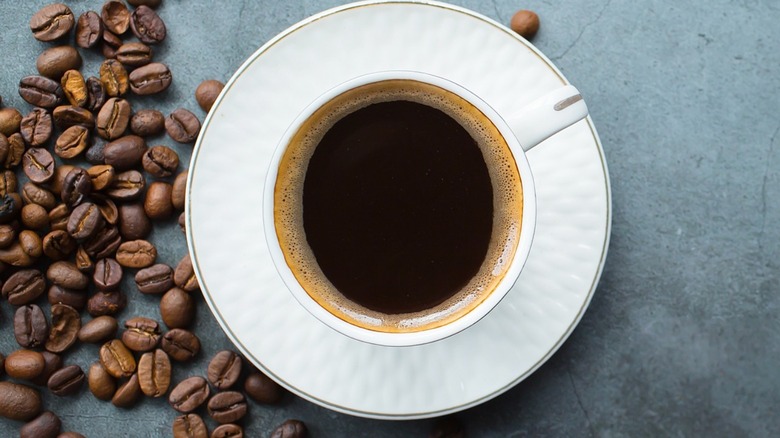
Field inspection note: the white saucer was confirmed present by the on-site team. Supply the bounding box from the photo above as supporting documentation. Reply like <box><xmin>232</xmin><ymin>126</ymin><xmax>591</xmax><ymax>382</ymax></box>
<box><xmin>187</xmin><ymin>0</ymin><xmax>611</xmax><ymax>420</ymax></box>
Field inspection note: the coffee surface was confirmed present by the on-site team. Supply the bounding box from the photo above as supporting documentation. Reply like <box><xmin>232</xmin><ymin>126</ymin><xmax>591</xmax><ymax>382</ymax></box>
<box><xmin>303</xmin><ymin>100</ymin><xmax>493</xmax><ymax>314</ymax></box>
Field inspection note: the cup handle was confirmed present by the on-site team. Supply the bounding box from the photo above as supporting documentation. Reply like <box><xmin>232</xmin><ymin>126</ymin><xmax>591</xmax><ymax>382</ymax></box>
<box><xmin>508</xmin><ymin>85</ymin><xmax>588</xmax><ymax>152</ymax></box>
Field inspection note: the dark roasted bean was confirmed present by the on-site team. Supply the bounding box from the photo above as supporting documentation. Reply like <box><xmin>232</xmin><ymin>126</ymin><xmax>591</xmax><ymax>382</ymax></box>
<box><xmin>161</xmin><ymin>329</ymin><xmax>201</xmax><ymax>362</ymax></box>
<box><xmin>6</xmin><ymin>132</ymin><xmax>25</xmax><ymax>168</ymax></box>
<box><xmin>195</xmin><ymin>80</ymin><xmax>224</xmax><ymax>113</ymax></box>
<box><xmin>43</xmin><ymin>230</ymin><xmax>76</xmax><ymax>260</ymax></box>
<box><xmin>166</xmin><ymin>108</ymin><xmax>200</xmax><ymax>143</ymax></box>
<box><xmin>23</xmin><ymin>147</ymin><xmax>56</xmax><ymax>184</ymax></box>
<box><xmin>47</xmin><ymin>364</ymin><xmax>84</xmax><ymax>396</ymax></box>
<box><xmin>269</xmin><ymin>420</ymin><xmax>308</xmax><ymax>438</ymax></box>
<box><xmin>20</xmin><ymin>411</ymin><xmax>62</xmax><ymax>438</ymax></box>
<box><xmin>48</xmin><ymin>204</ymin><xmax>71</xmax><ymax>231</ymax></box>
<box><xmin>207</xmin><ymin>391</ymin><xmax>247</xmax><ymax>424</ymax></box>
<box><xmin>135</xmin><ymin>263</ymin><xmax>174</xmax><ymax>294</ymax></box>
<box><xmin>85</xmin><ymin>140</ymin><xmax>106</xmax><ymax>164</ymax></box>
<box><xmin>20</xmin><ymin>108</ymin><xmax>53</xmax><ymax>147</ymax></box>
<box><xmin>244</xmin><ymin>371</ymin><xmax>284</xmax><ymax>404</ymax></box>
<box><xmin>94</xmin><ymin>258</ymin><xmax>122</xmax><ymax>292</ymax></box>
<box><xmin>85</xmin><ymin>76</ymin><xmax>106</xmax><ymax>113</ymax></box>
<box><xmin>116</xmin><ymin>239</ymin><xmax>156</xmax><ymax>268</ymax></box>
<box><xmin>122</xmin><ymin>316</ymin><xmax>161</xmax><ymax>352</ymax></box>
<box><xmin>19</xmin><ymin>76</ymin><xmax>63</xmax><ymax>109</ymax></box>
<box><xmin>67</xmin><ymin>202</ymin><xmax>104</xmax><ymax>240</ymax></box>
<box><xmin>87</xmin><ymin>164</ymin><xmax>115</xmax><ymax>191</ymax></box>
<box><xmin>87</xmin><ymin>291</ymin><xmax>127</xmax><ymax>316</ymax></box>
<box><xmin>0</xmin><ymin>224</ymin><xmax>14</xmax><ymax>248</ymax></box>
<box><xmin>116</xmin><ymin>42</ymin><xmax>153</xmax><ymax>67</ymax></box>
<box><xmin>101</xmin><ymin>29</ymin><xmax>122</xmax><ymax>59</ymax></box>
<box><xmin>75</xmin><ymin>11</ymin><xmax>103</xmax><ymax>49</ymax></box>
<box><xmin>78</xmin><ymin>316</ymin><xmax>118</xmax><ymax>343</ymax></box>
<box><xmin>48</xmin><ymin>285</ymin><xmax>87</xmax><ymax>311</ymax></box>
<box><xmin>53</xmin><ymin>105</ymin><xmax>93</xmax><ymax>130</ymax></box>
<box><xmin>145</xmin><ymin>181</ymin><xmax>173</xmax><ymax>220</ymax></box>
<box><xmin>106</xmin><ymin>169</ymin><xmax>145</xmax><ymax>201</ymax></box>
<box><xmin>61</xmin><ymin>167</ymin><xmax>92</xmax><ymax>207</ymax></box>
<box><xmin>129</xmin><ymin>62</ymin><xmax>172</xmax><ymax>95</ymax></box>
<box><xmin>130</xmin><ymin>109</ymin><xmax>165</xmax><ymax>137</ymax></box>
<box><xmin>83</xmin><ymin>225</ymin><xmax>121</xmax><ymax>259</ymax></box>
<box><xmin>19</xmin><ymin>230</ymin><xmax>43</xmax><ymax>259</ymax></box>
<box><xmin>5</xmin><ymin>349</ymin><xmax>45</xmax><ymax>381</ymax></box>
<box><xmin>174</xmin><ymin>254</ymin><xmax>199</xmax><ymax>292</ymax></box>
<box><xmin>142</xmin><ymin>145</ymin><xmax>179</xmax><ymax>178</ymax></box>
<box><xmin>14</xmin><ymin>304</ymin><xmax>49</xmax><ymax>349</ymax></box>
<box><xmin>104</xmin><ymin>135</ymin><xmax>146</xmax><ymax>170</ymax></box>
<box><xmin>93</xmin><ymin>194</ymin><xmax>119</xmax><ymax>224</ymax></box>
<box><xmin>118</xmin><ymin>202</ymin><xmax>151</xmax><ymax>239</ymax></box>
<box><xmin>31</xmin><ymin>351</ymin><xmax>63</xmax><ymax>387</ymax></box>
<box><xmin>22</xmin><ymin>183</ymin><xmax>56</xmax><ymax>210</ymax></box>
<box><xmin>3</xmin><ymin>269</ymin><xmax>46</xmax><ymax>305</ymax></box>
<box><xmin>211</xmin><ymin>424</ymin><xmax>243</xmax><ymax>438</ymax></box>
<box><xmin>0</xmin><ymin>241</ymin><xmax>35</xmax><ymax>267</ymax></box>
<box><xmin>30</xmin><ymin>4</ymin><xmax>74</xmax><ymax>42</ymax></box>
<box><xmin>130</xmin><ymin>6</ymin><xmax>166</xmax><ymax>44</ymax></box>
<box><xmin>75</xmin><ymin>245</ymin><xmax>94</xmax><ymax>273</ymax></box>
<box><xmin>161</xmin><ymin>287</ymin><xmax>195</xmax><ymax>329</ymax></box>
<box><xmin>21</xmin><ymin>203</ymin><xmax>49</xmax><ymax>230</ymax></box>
<box><xmin>47</xmin><ymin>261</ymin><xmax>88</xmax><ymax>290</ymax></box>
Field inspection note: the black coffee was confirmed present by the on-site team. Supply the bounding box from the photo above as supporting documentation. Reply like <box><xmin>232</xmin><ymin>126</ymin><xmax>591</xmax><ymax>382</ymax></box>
<box><xmin>303</xmin><ymin>100</ymin><xmax>492</xmax><ymax>314</ymax></box>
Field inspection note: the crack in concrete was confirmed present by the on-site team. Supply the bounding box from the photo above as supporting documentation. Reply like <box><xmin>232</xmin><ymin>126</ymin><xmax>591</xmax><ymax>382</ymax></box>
<box><xmin>551</xmin><ymin>0</ymin><xmax>613</xmax><ymax>61</ymax></box>
<box><xmin>759</xmin><ymin>122</ymin><xmax>779</xmax><ymax>254</ymax></box>
<box><xmin>568</xmin><ymin>369</ymin><xmax>596</xmax><ymax>437</ymax></box>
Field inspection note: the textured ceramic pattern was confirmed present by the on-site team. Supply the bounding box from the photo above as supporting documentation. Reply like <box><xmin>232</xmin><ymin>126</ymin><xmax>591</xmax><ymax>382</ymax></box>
<box><xmin>187</xmin><ymin>1</ymin><xmax>610</xmax><ymax>419</ymax></box>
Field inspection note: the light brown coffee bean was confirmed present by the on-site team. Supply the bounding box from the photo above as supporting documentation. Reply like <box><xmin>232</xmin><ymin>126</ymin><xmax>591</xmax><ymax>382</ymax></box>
<box><xmin>19</xmin><ymin>75</ymin><xmax>64</xmax><ymax>109</ymax></box>
<box><xmin>54</xmin><ymin>125</ymin><xmax>90</xmax><ymax>159</ymax></box>
<box><xmin>0</xmin><ymin>241</ymin><xmax>35</xmax><ymax>267</ymax></box>
<box><xmin>5</xmin><ymin>349</ymin><xmax>45</xmax><ymax>381</ymax></box>
<box><xmin>161</xmin><ymin>287</ymin><xmax>195</xmax><ymax>329</ymax></box>
<box><xmin>116</xmin><ymin>239</ymin><xmax>156</xmax><ymax>268</ymax></box>
<box><xmin>0</xmin><ymin>107</ymin><xmax>22</xmax><ymax>136</ymax></box>
<box><xmin>206</xmin><ymin>350</ymin><xmax>242</xmax><ymax>390</ymax></box>
<box><xmin>129</xmin><ymin>62</ymin><xmax>172</xmax><ymax>95</ymax></box>
<box><xmin>20</xmin><ymin>411</ymin><xmax>61</xmax><ymax>438</ymax></box>
<box><xmin>87</xmin><ymin>291</ymin><xmax>127</xmax><ymax>316</ymax></box>
<box><xmin>87</xmin><ymin>164</ymin><xmax>116</xmax><ymax>191</ymax></box>
<box><xmin>174</xmin><ymin>253</ymin><xmax>199</xmax><ymax>292</ymax></box>
<box><xmin>30</xmin><ymin>4</ymin><xmax>74</xmax><ymax>42</ymax></box>
<box><xmin>116</xmin><ymin>42</ymin><xmax>153</xmax><ymax>67</ymax></box>
<box><xmin>79</xmin><ymin>316</ymin><xmax>118</xmax><ymax>344</ymax></box>
<box><xmin>67</xmin><ymin>202</ymin><xmax>104</xmax><ymax>240</ymax></box>
<box><xmin>145</xmin><ymin>181</ymin><xmax>173</xmax><ymax>220</ymax></box>
<box><xmin>22</xmin><ymin>183</ymin><xmax>56</xmax><ymax>210</ymax></box>
<box><xmin>47</xmin><ymin>261</ymin><xmax>88</xmax><ymax>290</ymax></box>
<box><xmin>99</xmin><ymin>339</ymin><xmax>136</xmax><ymax>378</ymax></box>
<box><xmin>207</xmin><ymin>391</ymin><xmax>247</xmax><ymax>424</ymax></box>
<box><xmin>169</xmin><ymin>376</ymin><xmax>210</xmax><ymax>413</ymax></box>
<box><xmin>75</xmin><ymin>246</ymin><xmax>94</xmax><ymax>273</ymax></box>
<box><xmin>101</xmin><ymin>29</ymin><xmax>122</xmax><ymax>59</ymax></box>
<box><xmin>135</xmin><ymin>263</ymin><xmax>174</xmax><ymax>294</ymax></box>
<box><xmin>21</xmin><ymin>203</ymin><xmax>49</xmax><ymax>230</ymax></box>
<box><xmin>43</xmin><ymin>229</ymin><xmax>76</xmax><ymax>260</ymax></box>
<box><xmin>122</xmin><ymin>316</ymin><xmax>161</xmax><ymax>352</ymax></box>
<box><xmin>211</xmin><ymin>424</ymin><xmax>243</xmax><ymax>438</ymax></box>
<box><xmin>138</xmin><ymin>349</ymin><xmax>171</xmax><ymax>397</ymax></box>
<box><xmin>142</xmin><ymin>145</ymin><xmax>179</xmax><ymax>178</ymax></box>
<box><xmin>2</xmin><ymin>269</ymin><xmax>46</xmax><ymax>305</ymax></box>
<box><xmin>161</xmin><ymin>329</ymin><xmax>201</xmax><ymax>362</ymax></box>
<box><xmin>95</xmin><ymin>195</ymin><xmax>119</xmax><ymax>225</ymax></box>
<box><xmin>171</xmin><ymin>170</ymin><xmax>188</xmax><ymax>210</ymax></box>
<box><xmin>172</xmin><ymin>414</ymin><xmax>208</xmax><ymax>438</ymax></box>
<box><xmin>88</xmin><ymin>362</ymin><xmax>116</xmax><ymax>401</ymax></box>
<box><xmin>48</xmin><ymin>205</ymin><xmax>71</xmax><ymax>231</ymax></box>
<box><xmin>112</xmin><ymin>373</ymin><xmax>141</xmax><ymax>408</ymax></box>
<box><xmin>75</xmin><ymin>11</ymin><xmax>103</xmax><ymax>49</ymax></box>
<box><xmin>0</xmin><ymin>169</ymin><xmax>17</xmax><ymax>196</ymax></box>
<box><xmin>244</xmin><ymin>371</ymin><xmax>284</xmax><ymax>404</ymax></box>
<box><xmin>53</xmin><ymin>105</ymin><xmax>94</xmax><ymax>130</ymax></box>
<box><xmin>96</xmin><ymin>97</ymin><xmax>131</xmax><ymax>140</ymax></box>
<box><xmin>20</xmin><ymin>109</ymin><xmax>53</xmax><ymax>148</ymax></box>
<box><xmin>0</xmin><ymin>224</ymin><xmax>15</xmax><ymax>248</ymax></box>
<box><xmin>51</xmin><ymin>164</ymin><xmax>75</xmax><ymax>196</ymax></box>
<box><xmin>195</xmin><ymin>80</ymin><xmax>224</xmax><ymax>113</ymax></box>
<box><xmin>23</xmin><ymin>147</ymin><xmax>56</xmax><ymax>184</ymax></box>
<box><xmin>510</xmin><ymin>10</ymin><xmax>540</xmax><ymax>40</ymax></box>
<box><xmin>104</xmin><ymin>135</ymin><xmax>146</xmax><ymax>170</ymax></box>
<box><xmin>37</xmin><ymin>46</ymin><xmax>82</xmax><ymax>80</ymax></box>
<box><xmin>6</xmin><ymin>132</ymin><xmax>25</xmax><ymax>168</ymax></box>
<box><xmin>61</xmin><ymin>70</ymin><xmax>88</xmax><ymax>107</ymax></box>
<box><xmin>99</xmin><ymin>59</ymin><xmax>129</xmax><ymax>97</ymax></box>
<box><xmin>19</xmin><ymin>230</ymin><xmax>43</xmax><ymax>259</ymax></box>
<box><xmin>0</xmin><ymin>381</ymin><xmax>42</xmax><ymax>421</ymax></box>
<box><xmin>118</xmin><ymin>202</ymin><xmax>151</xmax><ymax>239</ymax></box>
<box><xmin>166</xmin><ymin>108</ymin><xmax>200</xmax><ymax>143</ymax></box>
<box><xmin>45</xmin><ymin>304</ymin><xmax>81</xmax><ymax>353</ymax></box>
<box><xmin>130</xmin><ymin>109</ymin><xmax>165</xmax><ymax>137</ymax></box>
<box><xmin>102</xmin><ymin>1</ymin><xmax>131</xmax><ymax>34</ymax></box>
<box><xmin>47</xmin><ymin>364</ymin><xmax>85</xmax><ymax>396</ymax></box>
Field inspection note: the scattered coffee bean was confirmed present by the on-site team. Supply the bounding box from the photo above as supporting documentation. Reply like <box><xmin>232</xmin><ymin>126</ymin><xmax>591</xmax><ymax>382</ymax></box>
<box><xmin>117</xmin><ymin>42</ymin><xmax>153</xmax><ymax>68</ymax></box>
<box><xmin>88</xmin><ymin>361</ymin><xmax>116</xmax><ymax>401</ymax></box>
<box><xmin>54</xmin><ymin>125</ymin><xmax>90</xmax><ymax>159</ymax></box>
<box><xmin>207</xmin><ymin>350</ymin><xmax>242</xmax><ymax>390</ymax></box>
<box><xmin>37</xmin><ymin>46</ymin><xmax>82</xmax><ymax>80</ymax></box>
<box><xmin>171</xmin><ymin>170</ymin><xmax>188</xmax><ymax>210</ymax></box>
<box><xmin>53</xmin><ymin>105</ymin><xmax>94</xmax><ymax>130</ymax></box>
<box><xmin>169</xmin><ymin>376</ymin><xmax>210</xmax><ymax>413</ymax></box>
<box><xmin>61</xmin><ymin>70</ymin><xmax>88</xmax><ymax>107</ymax></box>
<box><xmin>49</xmin><ymin>204</ymin><xmax>71</xmax><ymax>231</ymax></box>
<box><xmin>20</xmin><ymin>411</ymin><xmax>61</xmax><ymax>438</ymax></box>
<box><xmin>145</xmin><ymin>181</ymin><xmax>174</xmax><ymax>220</ymax></box>
<box><xmin>22</xmin><ymin>183</ymin><xmax>57</xmax><ymax>210</ymax></box>
<box><xmin>244</xmin><ymin>371</ymin><xmax>284</xmax><ymax>404</ymax></box>
<box><xmin>61</xmin><ymin>167</ymin><xmax>92</xmax><ymax>207</ymax></box>
<box><xmin>161</xmin><ymin>329</ymin><xmax>201</xmax><ymax>362</ymax></box>
<box><xmin>112</xmin><ymin>373</ymin><xmax>142</xmax><ymax>408</ymax></box>
<box><xmin>31</xmin><ymin>351</ymin><xmax>63</xmax><ymax>386</ymax></box>
<box><xmin>166</xmin><ymin>108</ymin><xmax>200</xmax><ymax>143</ymax></box>
<box><xmin>19</xmin><ymin>75</ymin><xmax>63</xmax><ymax>108</ymax></box>
<box><xmin>67</xmin><ymin>202</ymin><xmax>104</xmax><ymax>240</ymax></box>
<box><xmin>0</xmin><ymin>169</ymin><xmax>18</xmax><ymax>195</ymax></box>
<box><xmin>136</xmin><ymin>263</ymin><xmax>174</xmax><ymax>294</ymax></box>
<box><xmin>75</xmin><ymin>11</ymin><xmax>103</xmax><ymax>49</ymax></box>
<box><xmin>0</xmin><ymin>223</ymin><xmax>15</xmax><ymax>247</ymax></box>
<box><xmin>174</xmin><ymin>254</ymin><xmax>199</xmax><ymax>292</ymax></box>
<box><xmin>87</xmin><ymin>290</ymin><xmax>127</xmax><ymax>316</ymax></box>
<box><xmin>269</xmin><ymin>420</ymin><xmax>308</xmax><ymax>438</ymax></box>
<box><xmin>88</xmin><ymin>164</ymin><xmax>116</xmax><ymax>191</ymax></box>
<box><xmin>100</xmin><ymin>59</ymin><xmax>129</xmax><ymax>97</ymax></box>
<box><xmin>96</xmin><ymin>97</ymin><xmax>132</xmax><ymax>140</ymax></box>
<box><xmin>99</xmin><ymin>339</ymin><xmax>136</xmax><ymax>378</ymax></box>
<box><xmin>101</xmin><ymin>29</ymin><xmax>122</xmax><ymax>59</ymax></box>
<box><xmin>23</xmin><ymin>147</ymin><xmax>56</xmax><ymax>184</ymax></box>
<box><xmin>22</xmin><ymin>203</ymin><xmax>50</xmax><ymax>229</ymax></box>
<box><xmin>131</xmin><ymin>6</ymin><xmax>167</xmax><ymax>44</ymax></box>
<box><xmin>142</xmin><ymin>145</ymin><xmax>179</xmax><ymax>178</ymax></box>
<box><xmin>79</xmin><ymin>315</ymin><xmax>118</xmax><ymax>343</ymax></box>
<box><xmin>94</xmin><ymin>195</ymin><xmax>119</xmax><ymax>225</ymax></box>
<box><xmin>173</xmin><ymin>414</ymin><xmax>208</xmax><ymax>438</ymax></box>
<box><xmin>510</xmin><ymin>10</ymin><xmax>540</xmax><ymax>40</ymax></box>
<box><xmin>6</xmin><ymin>132</ymin><xmax>26</xmax><ymax>168</ymax></box>
<box><xmin>0</xmin><ymin>241</ymin><xmax>35</xmax><ymax>266</ymax></box>
<box><xmin>43</xmin><ymin>230</ymin><xmax>77</xmax><ymax>260</ymax></box>
<box><xmin>118</xmin><ymin>202</ymin><xmax>152</xmax><ymax>239</ymax></box>
<box><xmin>211</xmin><ymin>424</ymin><xmax>243</xmax><ymax>438</ymax></box>
<box><xmin>83</xmin><ymin>225</ymin><xmax>122</xmax><ymax>259</ymax></box>
<box><xmin>138</xmin><ymin>349</ymin><xmax>171</xmax><ymax>397</ymax></box>
<box><xmin>14</xmin><ymin>305</ymin><xmax>49</xmax><ymax>349</ymax></box>
<box><xmin>122</xmin><ymin>316</ymin><xmax>162</xmax><ymax>352</ymax></box>
<box><xmin>207</xmin><ymin>391</ymin><xmax>247</xmax><ymax>424</ymax></box>
<box><xmin>0</xmin><ymin>107</ymin><xmax>22</xmax><ymax>136</ymax></box>
<box><xmin>5</xmin><ymin>349</ymin><xmax>46</xmax><ymax>381</ymax></box>
<box><xmin>104</xmin><ymin>135</ymin><xmax>147</xmax><ymax>170</ymax></box>
<box><xmin>45</xmin><ymin>304</ymin><xmax>81</xmax><ymax>353</ymax></box>
<box><xmin>18</xmin><ymin>230</ymin><xmax>43</xmax><ymax>259</ymax></box>
<box><xmin>47</xmin><ymin>364</ymin><xmax>85</xmax><ymax>396</ymax></box>
<box><xmin>47</xmin><ymin>261</ymin><xmax>89</xmax><ymax>290</ymax></box>
<box><xmin>195</xmin><ymin>80</ymin><xmax>224</xmax><ymax>112</ymax></box>
<box><xmin>30</xmin><ymin>3</ymin><xmax>74</xmax><ymax>42</ymax></box>
<box><xmin>85</xmin><ymin>76</ymin><xmax>107</xmax><ymax>113</ymax></box>
<box><xmin>161</xmin><ymin>287</ymin><xmax>195</xmax><ymax>329</ymax></box>
<box><xmin>48</xmin><ymin>285</ymin><xmax>87</xmax><ymax>311</ymax></box>
<box><xmin>3</xmin><ymin>269</ymin><xmax>46</xmax><ymax>305</ymax></box>
<box><xmin>93</xmin><ymin>258</ymin><xmax>122</xmax><ymax>291</ymax></box>
<box><xmin>129</xmin><ymin>62</ymin><xmax>172</xmax><ymax>95</ymax></box>
<box><xmin>0</xmin><ymin>381</ymin><xmax>42</xmax><ymax>421</ymax></box>
<box><xmin>101</xmin><ymin>1</ymin><xmax>131</xmax><ymax>35</ymax></box>
<box><xmin>116</xmin><ymin>239</ymin><xmax>157</xmax><ymax>268</ymax></box>
<box><xmin>130</xmin><ymin>109</ymin><xmax>165</xmax><ymax>137</ymax></box>
<box><xmin>75</xmin><ymin>245</ymin><xmax>94</xmax><ymax>273</ymax></box>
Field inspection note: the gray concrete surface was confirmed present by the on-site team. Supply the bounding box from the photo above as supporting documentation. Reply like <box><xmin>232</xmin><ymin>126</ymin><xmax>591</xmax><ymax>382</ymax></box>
<box><xmin>1</xmin><ymin>0</ymin><xmax>779</xmax><ymax>436</ymax></box>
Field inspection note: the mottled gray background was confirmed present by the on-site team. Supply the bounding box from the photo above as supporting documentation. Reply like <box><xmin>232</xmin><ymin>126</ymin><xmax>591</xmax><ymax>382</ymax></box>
<box><xmin>1</xmin><ymin>0</ymin><xmax>779</xmax><ymax>436</ymax></box>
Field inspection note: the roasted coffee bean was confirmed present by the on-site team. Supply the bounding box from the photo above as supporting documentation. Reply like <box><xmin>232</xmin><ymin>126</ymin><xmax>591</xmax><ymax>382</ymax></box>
<box><xmin>131</xmin><ymin>5</ymin><xmax>167</xmax><ymax>44</ymax></box>
<box><xmin>6</xmin><ymin>132</ymin><xmax>25</xmax><ymax>168</ymax></box>
<box><xmin>135</xmin><ymin>263</ymin><xmax>173</xmax><ymax>294</ymax></box>
<box><xmin>87</xmin><ymin>291</ymin><xmax>127</xmax><ymax>316</ymax></box>
<box><xmin>0</xmin><ymin>169</ymin><xmax>17</xmax><ymax>196</ymax></box>
<box><xmin>116</xmin><ymin>239</ymin><xmax>156</xmax><ymax>268</ymax></box>
<box><xmin>48</xmin><ymin>205</ymin><xmax>71</xmax><ymax>231</ymax></box>
<box><xmin>83</xmin><ymin>225</ymin><xmax>121</xmax><ymax>259</ymax></box>
<box><xmin>85</xmin><ymin>140</ymin><xmax>106</xmax><ymax>164</ymax></box>
<box><xmin>31</xmin><ymin>352</ymin><xmax>63</xmax><ymax>386</ymax></box>
<box><xmin>107</xmin><ymin>169</ymin><xmax>146</xmax><ymax>201</ymax></box>
<box><xmin>173</xmin><ymin>414</ymin><xmax>208</xmax><ymax>438</ymax></box>
<box><xmin>67</xmin><ymin>202</ymin><xmax>104</xmax><ymax>240</ymax></box>
<box><xmin>30</xmin><ymin>4</ymin><xmax>74</xmax><ymax>42</ymax></box>
<box><xmin>0</xmin><ymin>224</ymin><xmax>14</xmax><ymax>247</ymax></box>
<box><xmin>118</xmin><ymin>202</ymin><xmax>151</xmax><ymax>239</ymax></box>
<box><xmin>87</xmin><ymin>164</ymin><xmax>115</xmax><ymax>191</ymax></box>
<box><xmin>100</xmin><ymin>59</ymin><xmax>129</xmax><ymax>97</ymax></box>
<box><xmin>20</xmin><ymin>411</ymin><xmax>62</xmax><ymax>438</ymax></box>
<box><xmin>93</xmin><ymin>257</ymin><xmax>122</xmax><ymax>291</ymax></box>
<box><xmin>269</xmin><ymin>420</ymin><xmax>308</xmax><ymax>438</ymax></box>
<box><xmin>212</xmin><ymin>424</ymin><xmax>243</xmax><ymax>438</ymax></box>
<box><xmin>112</xmin><ymin>373</ymin><xmax>142</xmax><ymax>408</ymax></box>
<box><xmin>102</xmin><ymin>1</ymin><xmax>131</xmax><ymax>34</ymax></box>
<box><xmin>75</xmin><ymin>11</ymin><xmax>103</xmax><ymax>49</ymax></box>
<box><xmin>54</xmin><ymin>125</ymin><xmax>90</xmax><ymax>159</ymax></box>
<box><xmin>104</xmin><ymin>135</ymin><xmax>146</xmax><ymax>169</ymax></box>
<box><xmin>166</xmin><ymin>109</ymin><xmax>201</xmax><ymax>143</ymax></box>
<box><xmin>19</xmin><ymin>76</ymin><xmax>63</xmax><ymax>109</ymax></box>
<box><xmin>3</xmin><ymin>269</ymin><xmax>46</xmax><ymax>305</ymax></box>
<box><xmin>129</xmin><ymin>62</ymin><xmax>172</xmax><ymax>95</ymax></box>
<box><xmin>45</xmin><ymin>304</ymin><xmax>81</xmax><ymax>353</ymax></box>
<box><xmin>5</xmin><ymin>349</ymin><xmax>45</xmax><ymax>381</ymax></box>
<box><xmin>174</xmin><ymin>254</ymin><xmax>199</xmax><ymax>292</ymax></box>
<box><xmin>101</xmin><ymin>30</ymin><xmax>122</xmax><ymax>59</ymax></box>
<box><xmin>162</xmin><ymin>329</ymin><xmax>201</xmax><ymax>362</ymax></box>
<box><xmin>195</xmin><ymin>80</ymin><xmax>224</xmax><ymax>113</ymax></box>
<box><xmin>510</xmin><ymin>10</ymin><xmax>540</xmax><ymax>40</ymax></box>
<box><xmin>88</xmin><ymin>361</ymin><xmax>116</xmax><ymax>401</ymax></box>
<box><xmin>75</xmin><ymin>246</ymin><xmax>94</xmax><ymax>273</ymax></box>
<box><xmin>48</xmin><ymin>285</ymin><xmax>86</xmax><ymax>310</ymax></box>
<box><xmin>14</xmin><ymin>304</ymin><xmax>49</xmax><ymax>349</ymax></box>
<box><xmin>96</xmin><ymin>98</ymin><xmax>131</xmax><ymax>140</ymax></box>
<box><xmin>0</xmin><ymin>381</ymin><xmax>42</xmax><ymax>421</ymax></box>
<box><xmin>23</xmin><ymin>147</ymin><xmax>56</xmax><ymax>183</ymax></box>
<box><xmin>142</xmin><ymin>145</ymin><xmax>179</xmax><ymax>178</ymax></box>
<box><xmin>171</xmin><ymin>170</ymin><xmax>187</xmax><ymax>211</ymax></box>
<box><xmin>47</xmin><ymin>261</ymin><xmax>89</xmax><ymax>290</ymax></box>
<box><xmin>19</xmin><ymin>230</ymin><xmax>44</xmax><ymax>259</ymax></box>
<box><xmin>61</xmin><ymin>70</ymin><xmax>88</xmax><ymax>107</ymax></box>
<box><xmin>53</xmin><ymin>105</ymin><xmax>94</xmax><ymax>130</ymax></box>
<box><xmin>130</xmin><ymin>109</ymin><xmax>164</xmax><ymax>137</ymax></box>
<box><xmin>94</xmin><ymin>195</ymin><xmax>119</xmax><ymax>224</ymax></box>
<box><xmin>207</xmin><ymin>351</ymin><xmax>242</xmax><ymax>390</ymax></box>
<box><xmin>169</xmin><ymin>376</ymin><xmax>210</xmax><ymax>413</ymax></box>
<box><xmin>122</xmin><ymin>316</ymin><xmax>161</xmax><ymax>352</ymax></box>
<box><xmin>37</xmin><ymin>46</ymin><xmax>82</xmax><ymax>80</ymax></box>
<box><xmin>99</xmin><ymin>339</ymin><xmax>136</xmax><ymax>378</ymax></box>
<box><xmin>208</xmin><ymin>391</ymin><xmax>247</xmax><ymax>424</ymax></box>
<box><xmin>116</xmin><ymin>42</ymin><xmax>153</xmax><ymax>68</ymax></box>
<box><xmin>85</xmin><ymin>76</ymin><xmax>106</xmax><ymax>113</ymax></box>
<box><xmin>47</xmin><ymin>364</ymin><xmax>84</xmax><ymax>396</ymax></box>
<box><xmin>51</xmin><ymin>164</ymin><xmax>75</xmax><ymax>199</ymax></box>
<box><xmin>61</xmin><ymin>167</ymin><xmax>92</xmax><ymax>207</ymax></box>
<box><xmin>161</xmin><ymin>287</ymin><xmax>195</xmax><ymax>329</ymax></box>
<box><xmin>145</xmin><ymin>182</ymin><xmax>173</xmax><ymax>220</ymax></box>
<box><xmin>0</xmin><ymin>241</ymin><xmax>35</xmax><ymax>267</ymax></box>
<box><xmin>0</xmin><ymin>107</ymin><xmax>22</xmax><ymax>136</ymax></box>
<box><xmin>43</xmin><ymin>230</ymin><xmax>76</xmax><ymax>260</ymax></box>
<box><xmin>79</xmin><ymin>315</ymin><xmax>118</xmax><ymax>343</ymax></box>
<box><xmin>21</xmin><ymin>204</ymin><xmax>50</xmax><ymax>230</ymax></box>
<box><xmin>138</xmin><ymin>349</ymin><xmax>171</xmax><ymax>397</ymax></box>
<box><xmin>22</xmin><ymin>183</ymin><xmax>56</xmax><ymax>210</ymax></box>
<box><xmin>129</xmin><ymin>0</ymin><xmax>162</xmax><ymax>8</ymax></box>
<box><xmin>244</xmin><ymin>371</ymin><xmax>284</xmax><ymax>404</ymax></box>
